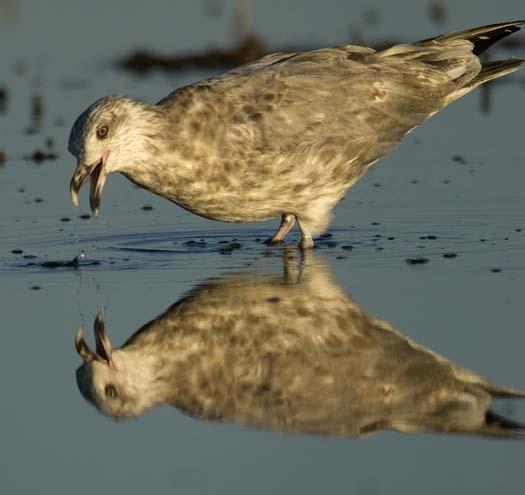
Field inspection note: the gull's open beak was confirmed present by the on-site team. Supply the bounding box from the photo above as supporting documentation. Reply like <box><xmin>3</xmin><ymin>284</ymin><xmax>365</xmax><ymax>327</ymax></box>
<box><xmin>70</xmin><ymin>151</ymin><xmax>109</xmax><ymax>217</ymax></box>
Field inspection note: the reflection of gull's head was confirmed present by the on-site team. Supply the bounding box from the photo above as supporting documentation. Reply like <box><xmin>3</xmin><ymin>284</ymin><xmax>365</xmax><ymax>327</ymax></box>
<box><xmin>75</xmin><ymin>312</ymin><xmax>165</xmax><ymax>419</ymax></box>
<box><xmin>74</xmin><ymin>255</ymin><xmax>525</xmax><ymax>438</ymax></box>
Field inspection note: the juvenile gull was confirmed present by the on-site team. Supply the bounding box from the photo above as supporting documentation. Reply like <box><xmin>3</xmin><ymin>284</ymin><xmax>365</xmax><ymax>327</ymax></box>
<box><xmin>68</xmin><ymin>21</ymin><xmax>524</xmax><ymax>248</ymax></box>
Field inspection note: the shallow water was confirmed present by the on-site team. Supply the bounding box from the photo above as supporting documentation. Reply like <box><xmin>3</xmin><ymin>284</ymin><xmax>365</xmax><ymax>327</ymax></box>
<box><xmin>1</xmin><ymin>1</ymin><xmax>525</xmax><ymax>494</ymax></box>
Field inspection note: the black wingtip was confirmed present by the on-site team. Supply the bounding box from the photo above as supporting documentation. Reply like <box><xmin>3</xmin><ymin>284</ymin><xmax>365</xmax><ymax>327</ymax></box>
<box><xmin>472</xmin><ymin>23</ymin><xmax>525</xmax><ymax>55</ymax></box>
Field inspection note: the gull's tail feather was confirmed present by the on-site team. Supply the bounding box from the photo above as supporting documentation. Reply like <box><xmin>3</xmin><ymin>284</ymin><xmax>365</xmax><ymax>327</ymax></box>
<box><xmin>418</xmin><ymin>21</ymin><xmax>525</xmax><ymax>102</ymax></box>
<box><xmin>418</xmin><ymin>20</ymin><xmax>525</xmax><ymax>54</ymax></box>
<box><xmin>465</xmin><ymin>58</ymin><xmax>525</xmax><ymax>89</ymax></box>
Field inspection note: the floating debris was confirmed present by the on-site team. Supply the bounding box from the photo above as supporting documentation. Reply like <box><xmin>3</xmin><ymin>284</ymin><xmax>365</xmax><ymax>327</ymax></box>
<box><xmin>443</xmin><ymin>253</ymin><xmax>458</xmax><ymax>259</ymax></box>
<box><xmin>38</xmin><ymin>253</ymin><xmax>99</xmax><ymax>269</ymax></box>
<box><xmin>11</xmin><ymin>249</ymin><xmax>24</xmax><ymax>254</ymax></box>
<box><xmin>184</xmin><ymin>240</ymin><xmax>207</xmax><ymax>248</ymax></box>
<box><xmin>219</xmin><ymin>242</ymin><xmax>242</xmax><ymax>255</ymax></box>
<box><xmin>266</xmin><ymin>296</ymin><xmax>281</xmax><ymax>303</ymax></box>
<box><xmin>341</xmin><ymin>245</ymin><xmax>354</xmax><ymax>251</ymax></box>
<box><xmin>142</xmin><ymin>205</ymin><xmax>154</xmax><ymax>211</ymax></box>
<box><xmin>406</xmin><ymin>257</ymin><xmax>429</xmax><ymax>265</ymax></box>
<box><xmin>490</xmin><ymin>268</ymin><xmax>502</xmax><ymax>273</ymax></box>
<box><xmin>119</xmin><ymin>36</ymin><xmax>265</xmax><ymax>75</ymax></box>
<box><xmin>0</xmin><ymin>150</ymin><xmax>5</xmax><ymax>166</ymax></box>
<box><xmin>452</xmin><ymin>155</ymin><xmax>467</xmax><ymax>165</ymax></box>
<box><xmin>26</xmin><ymin>150</ymin><xmax>58</xmax><ymax>163</ymax></box>
<box><xmin>30</xmin><ymin>286</ymin><xmax>42</xmax><ymax>291</ymax></box>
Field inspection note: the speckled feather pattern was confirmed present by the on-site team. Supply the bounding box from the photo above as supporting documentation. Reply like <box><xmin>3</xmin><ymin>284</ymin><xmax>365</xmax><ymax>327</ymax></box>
<box><xmin>76</xmin><ymin>259</ymin><xmax>525</xmax><ymax>436</ymax></box>
<box><xmin>68</xmin><ymin>22</ymin><xmax>524</xmax><ymax>245</ymax></box>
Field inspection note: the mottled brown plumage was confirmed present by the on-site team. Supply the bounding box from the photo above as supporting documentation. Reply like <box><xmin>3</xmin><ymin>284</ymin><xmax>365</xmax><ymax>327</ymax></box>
<box><xmin>68</xmin><ymin>22</ymin><xmax>524</xmax><ymax>247</ymax></box>
<box><xmin>75</xmin><ymin>254</ymin><xmax>525</xmax><ymax>438</ymax></box>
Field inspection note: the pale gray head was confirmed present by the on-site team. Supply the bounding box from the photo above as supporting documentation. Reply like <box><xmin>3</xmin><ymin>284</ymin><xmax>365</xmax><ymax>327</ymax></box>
<box><xmin>75</xmin><ymin>313</ymin><xmax>156</xmax><ymax>419</ymax></box>
<box><xmin>68</xmin><ymin>96</ymin><xmax>157</xmax><ymax>216</ymax></box>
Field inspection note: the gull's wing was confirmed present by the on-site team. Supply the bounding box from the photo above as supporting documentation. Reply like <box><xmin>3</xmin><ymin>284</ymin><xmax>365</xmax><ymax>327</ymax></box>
<box><xmin>159</xmin><ymin>44</ymin><xmax>460</xmax><ymax>163</ymax></box>
<box><xmin>158</xmin><ymin>22</ymin><xmax>523</xmax><ymax>177</ymax></box>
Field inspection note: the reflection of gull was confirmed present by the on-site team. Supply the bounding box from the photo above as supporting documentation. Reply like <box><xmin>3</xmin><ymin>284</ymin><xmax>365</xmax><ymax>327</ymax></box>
<box><xmin>68</xmin><ymin>22</ymin><xmax>524</xmax><ymax>247</ymax></box>
<box><xmin>75</xmin><ymin>254</ymin><xmax>525</xmax><ymax>438</ymax></box>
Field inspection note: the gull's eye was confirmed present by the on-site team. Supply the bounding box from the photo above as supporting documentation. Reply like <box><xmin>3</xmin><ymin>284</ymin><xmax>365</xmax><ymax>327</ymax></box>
<box><xmin>96</xmin><ymin>125</ymin><xmax>109</xmax><ymax>140</ymax></box>
<box><xmin>105</xmin><ymin>384</ymin><xmax>118</xmax><ymax>399</ymax></box>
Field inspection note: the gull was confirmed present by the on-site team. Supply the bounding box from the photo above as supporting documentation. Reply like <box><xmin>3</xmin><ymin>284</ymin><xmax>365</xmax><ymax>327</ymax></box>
<box><xmin>68</xmin><ymin>21</ymin><xmax>524</xmax><ymax>248</ymax></box>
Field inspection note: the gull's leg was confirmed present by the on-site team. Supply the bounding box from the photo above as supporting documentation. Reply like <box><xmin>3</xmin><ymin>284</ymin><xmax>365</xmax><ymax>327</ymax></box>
<box><xmin>267</xmin><ymin>213</ymin><xmax>296</xmax><ymax>244</ymax></box>
<box><xmin>297</xmin><ymin>219</ymin><xmax>314</xmax><ymax>249</ymax></box>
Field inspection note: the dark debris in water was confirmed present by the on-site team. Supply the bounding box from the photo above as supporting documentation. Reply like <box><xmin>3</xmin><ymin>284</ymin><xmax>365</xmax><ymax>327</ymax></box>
<box><xmin>452</xmin><ymin>155</ymin><xmax>467</xmax><ymax>165</ymax></box>
<box><xmin>184</xmin><ymin>240</ymin><xmax>207</xmax><ymax>248</ymax></box>
<box><xmin>26</xmin><ymin>150</ymin><xmax>58</xmax><ymax>163</ymax></box>
<box><xmin>22</xmin><ymin>254</ymin><xmax>100</xmax><ymax>270</ymax></box>
<box><xmin>406</xmin><ymin>257</ymin><xmax>429</xmax><ymax>265</ymax></box>
<box><xmin>442</xmin><ymin>253</ymin><xmax>458</xmax><ymax>259</ymax></box>
<box><xmin>219</xmin><ymin>242</ymin><xmax>242</xmax><ymax>255</ymax></box>
<box><xmin>119</xmin><ymin>35</ymin><xmax>265</xmax><ymax>75</ymax></box>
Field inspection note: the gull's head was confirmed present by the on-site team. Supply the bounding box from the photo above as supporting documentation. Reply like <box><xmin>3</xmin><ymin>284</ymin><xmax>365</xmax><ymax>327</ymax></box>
<box><xmin>74</xmin><ymin>313</ymin><xmax>154</xmax><ymax>420</ymax></box>
<box><xmin>68</xmin><ymin>96</ymin><xmax>156</xmax><ymax>216</ymax></box>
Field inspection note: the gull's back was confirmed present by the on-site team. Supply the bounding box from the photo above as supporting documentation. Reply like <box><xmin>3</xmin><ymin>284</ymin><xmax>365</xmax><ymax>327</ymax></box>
<box><xmin>136</xmin><ymin>22</ymin><xmax>523</xmax><ymax>239</ymax></box>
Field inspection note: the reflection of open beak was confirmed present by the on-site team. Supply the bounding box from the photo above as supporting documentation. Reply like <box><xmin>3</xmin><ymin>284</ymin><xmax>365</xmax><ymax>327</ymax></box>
<box><xmin>70</xmin><ymin>151</ymin><xmax>109</xmax><ymax>217</ymax></box>
<box><xmin>75</xmin><ymin>312</ymin><xmax>114</xmax><ymax>366</ymax></box>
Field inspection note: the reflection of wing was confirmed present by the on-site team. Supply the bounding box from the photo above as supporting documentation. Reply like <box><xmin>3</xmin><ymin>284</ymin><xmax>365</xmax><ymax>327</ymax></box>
<box><xmin>110</xmin><ymin>258</ymin><xmax>525</xmax><ymax>438</ymax></box>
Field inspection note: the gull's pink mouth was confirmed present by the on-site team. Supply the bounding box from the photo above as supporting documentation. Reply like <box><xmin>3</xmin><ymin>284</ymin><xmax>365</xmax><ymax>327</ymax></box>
<box><xmin>70</xmin><ymin>151</ymin><xmax>110</xmax><ymax>217</ymax></box>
